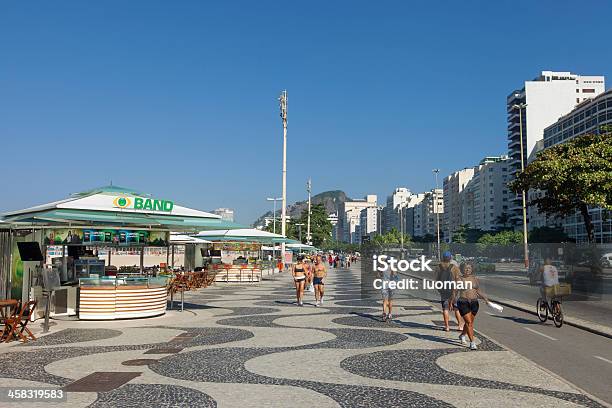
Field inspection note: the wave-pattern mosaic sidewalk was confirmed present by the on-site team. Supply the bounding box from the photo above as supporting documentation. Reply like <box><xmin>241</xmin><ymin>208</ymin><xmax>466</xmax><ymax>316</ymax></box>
<box><xmin>0</xmin><ymin>265</ymin><xmax>605</xmax><ymax>408</ymax></box>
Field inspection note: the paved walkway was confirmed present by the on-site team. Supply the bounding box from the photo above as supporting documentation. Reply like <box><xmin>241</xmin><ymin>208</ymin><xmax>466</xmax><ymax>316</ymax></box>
<box><xmin>0</xmin><ymin>266</ymin><xmax>607</xmax><ymax>407</ymax></box>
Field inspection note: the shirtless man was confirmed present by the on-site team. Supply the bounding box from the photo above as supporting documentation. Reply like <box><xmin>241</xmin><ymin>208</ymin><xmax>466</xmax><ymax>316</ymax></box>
<box><xmin>313</xmin><ymin>254</ymin><xmax>327</xmax><ymax>306</ymax></box>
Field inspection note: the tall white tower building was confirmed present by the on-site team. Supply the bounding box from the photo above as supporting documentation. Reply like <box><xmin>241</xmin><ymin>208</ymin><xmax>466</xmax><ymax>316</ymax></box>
<box><xmin>506</xmin><ymin>71</ymin><xmax>605</xmax><ymax>227</ymax></box>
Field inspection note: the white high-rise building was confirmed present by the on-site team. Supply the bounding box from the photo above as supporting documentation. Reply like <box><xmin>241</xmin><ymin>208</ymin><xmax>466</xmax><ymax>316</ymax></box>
<box><xmin>338</xmin><ymin>195</ymin><xmax>377</xmax><ymax>243</ymax></box>
<box><xmin>443</xmin><ymin>168</ymin><xmax>475</xmax><ymax>241</ymax></box>
<box><xmin>359</xmin><ymin>206</ymin><xmax>380</xmax><ymax>241</ymax></box>
<box><xmin>529</xmin><ymin>89</ymin><xmax>612</xmax><ymax>243</ymax></box>
<box><xmin>461</xmin><ymin>156</ymin><xmax>511</xmax><ymax>232</ymax></box>
<box><xmin>381</xmin><ymin>188</ymin><xmax>425</xmax><ymax>237</ymax></box>
<box><xmin>413</xmin><ymin>189</ymin><xmax>443</xmax><ymax>238</ymax></box>
<box><xmin>405</xmin><ymin>193</ymin><xmax>425</xmax><ymax>237</ymax></box>
<box><xmin>382</xmin><ymin>188</ymin><xmax>411</xmax><ymax>233</ymax></box>
<box><xmin>506</xmin><ymin>71</ymin><xmax>605</xmax><ymax>227</ymax></box>
<box><xmin>212</xmin><ymin>208</ymin><xmax>234</xmax><ymax>222</ymax></box>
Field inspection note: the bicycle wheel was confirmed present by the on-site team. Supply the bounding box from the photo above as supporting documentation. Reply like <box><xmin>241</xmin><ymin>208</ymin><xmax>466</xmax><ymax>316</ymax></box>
<box><xmin>552</xmin><ymin>301</ymin><xmax>563</xmax><ymax>328</ymax></box>
<box><xmin>536</xmin><ymin>298</ymin><xmax>548</xmax><ymax>322</ymax></box>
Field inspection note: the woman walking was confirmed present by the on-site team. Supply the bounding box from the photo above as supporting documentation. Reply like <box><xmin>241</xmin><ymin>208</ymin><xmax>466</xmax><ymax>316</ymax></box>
<box><xmin>378</xmin><ymin>260</ymin><xmax>397</xmax><ymax>322</ymax></box>
<box><xmin>292</xmin><ymin>255</ymin><xmax>307</xmax><ymax>306</ymax></box>
<box><xmin>451</xmin><ymin>262</ymin><xmax>490</xmax><ymax>350</ymax></box>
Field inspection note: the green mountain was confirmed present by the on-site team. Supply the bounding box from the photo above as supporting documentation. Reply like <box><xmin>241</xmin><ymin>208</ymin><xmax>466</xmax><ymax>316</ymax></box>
<box><xmin>252</xmin><ymin>190</ymin><xmax>349</xmax><ymax>227</ymax></box>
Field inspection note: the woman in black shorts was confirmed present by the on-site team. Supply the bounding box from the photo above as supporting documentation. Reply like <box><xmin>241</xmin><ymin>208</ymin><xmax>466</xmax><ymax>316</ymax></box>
<box><xmin>451</xmin><ymin>262</ymin><xmax>490</xmax><ymax>350</ymax></box>
<box><xmin>292</xmin><ymin>255</ymin><xmax>307</xmax><ymax>306</ymax></box>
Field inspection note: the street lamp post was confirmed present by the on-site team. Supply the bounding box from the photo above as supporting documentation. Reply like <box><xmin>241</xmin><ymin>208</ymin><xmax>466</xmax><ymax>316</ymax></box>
<box><xmin>433</xmin><ymin>169</ymin><xmax>441</xmax><ymax>261</ymax></box>
<box><xmin>279</xmin><ymin>90</ymin><xmax>288</xmax><ymax>265</ymax></box>
<box><xmin>266</xmin><ymin>197</ymin><xmax>282</xmax><ymax>234</ymax></box>
<box><xmin>306</xmin><ymin>178</ymin><xmax>312</xmax><ymax>245</ymax></box>
<box><xmin>512</xmin><ymin>102</ymin><xmax>529</xmax><ymax>268</ymax></box>
<box><xmin>399</xmin><ymin>206</ymin><xmax>404</xmax><ymax>252</ymax></box>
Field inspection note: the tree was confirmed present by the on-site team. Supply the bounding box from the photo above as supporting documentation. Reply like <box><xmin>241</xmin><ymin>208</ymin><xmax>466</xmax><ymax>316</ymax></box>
<box><xmin>296</xmin><ymin>203</ymin><xmax>333</xmax><ymax>247</ymax></box>
<box><xmin>477</xmin><ymin>230</ymin><xmax>523</xmax><ymax>245</ymax></box>
<box><xmin>414</xmin><ymin>234</ymin><xmax>435</xmax><ymax>243</ymax></box>
<box><xmin>452</xmin><ymin>224</ymin><xmax>468</xmax><ymax>243</ymax></box>
<box><xmin>320</xmin><ymin>239</ymin><xmax>359</xmax><ymax>253</ymax></box>
<box><xmin>494</xmin><ymin>212</ymin><xmax>512</xmax><ymax>231</ymax></box>
<box><xmin>452</xmin><ymin>224</ymin><xmax>487</xmax><ymax>243</ymax></box>
<box><xmin>510</xmin><ymin>131</ymin><xmax>612</xmax><ymax>243</ymax></box>
<box><xmin>528</xmin><ymin>226</ymin><xmax>574</xmax><ymax>243</ymax></box>
<box><xmin>371</xmin><ymin>228</ymin><xmax>411</xmax><ymax>246</ymax></box>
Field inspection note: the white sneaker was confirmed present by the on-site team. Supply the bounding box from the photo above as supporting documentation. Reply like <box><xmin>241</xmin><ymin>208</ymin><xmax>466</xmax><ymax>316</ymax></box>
<box><xmin>314</xmin><ymin>301</ymin><xmax>319</xmax><ymax>307</ymax></box>
<box><xmin>470</xmin><ymin>341</ymin><xmax>477</xmax><ymax>350</ymax></box>
<box><xmin>319</xmin><ymin>299</ymin><xmax>323</xmax><ymax>306</ymax></box>
<box><xmin>459</xmin><ymin>334</ymin><xmax>467</xmax><ymax>345</ymax></box>
<box><xmin>387</xmin><ymin>314</ymin><xmax>392</xmax><ymax>321</ymax></box>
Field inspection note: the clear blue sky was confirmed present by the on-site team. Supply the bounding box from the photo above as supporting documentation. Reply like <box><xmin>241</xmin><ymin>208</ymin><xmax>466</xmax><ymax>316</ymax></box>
<box><xmin>1</xmin><ymin>1</ymin><xmax>610</xmax><ymax>224</ymax></box>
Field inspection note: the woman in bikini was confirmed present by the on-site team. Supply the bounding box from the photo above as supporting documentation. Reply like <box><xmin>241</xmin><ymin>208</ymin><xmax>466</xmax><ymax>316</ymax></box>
<box><xmin>450</xmin><ymin>262</ymin><xmax>490</xmax><ymax>350</ymax></box>
<box><xmin>292</xmin><ymin>255</ymin><xmax>307</xmax><ymax>306</ymax></box>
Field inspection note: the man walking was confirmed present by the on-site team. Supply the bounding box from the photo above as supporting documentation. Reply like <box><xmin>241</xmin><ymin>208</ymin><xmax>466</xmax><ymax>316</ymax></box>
<box><xmin>436</xmin><ymin>251</ymin><xmax>463</xmax><ymax>332</ymax></box>
<box><xmin>313</xmin><ymin>254</ymin><xmax>327</xmax><ymax>306</ymax></box>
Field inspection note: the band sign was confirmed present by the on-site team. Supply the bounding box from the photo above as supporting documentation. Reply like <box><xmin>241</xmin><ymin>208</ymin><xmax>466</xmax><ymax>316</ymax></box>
<box><xmin>113</xmin><ymin>196</ymin><xmax>174</xmax><ymax>212</ymax></box>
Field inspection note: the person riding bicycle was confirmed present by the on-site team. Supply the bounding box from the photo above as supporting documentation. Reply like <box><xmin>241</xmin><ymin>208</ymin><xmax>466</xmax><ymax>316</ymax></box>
<box><xmin>539</xmin><ymin>257</ymin><xmax>559</xmax><ymax>302</ymax></box>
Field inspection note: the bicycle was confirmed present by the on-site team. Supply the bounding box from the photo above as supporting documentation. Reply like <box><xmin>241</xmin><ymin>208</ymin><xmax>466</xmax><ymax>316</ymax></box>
<box><xmin>536</xmin><ymin>296</ymin><xmax>564</xmax><ymax>328</ymax></box>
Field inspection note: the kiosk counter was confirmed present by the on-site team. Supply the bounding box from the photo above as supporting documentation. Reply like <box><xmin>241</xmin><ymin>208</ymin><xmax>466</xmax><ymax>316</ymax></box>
<box><xmin>78</xmin><ymin>276</ymin><xmax>170</xmax><ymax>320</ymax></box>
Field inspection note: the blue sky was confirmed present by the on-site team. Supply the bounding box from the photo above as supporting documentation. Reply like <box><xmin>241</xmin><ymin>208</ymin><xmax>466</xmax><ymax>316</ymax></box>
<box><xmin>1</xmin><ymin>1</ymin><xmax>610</xmax><ymax>224</ymax></box>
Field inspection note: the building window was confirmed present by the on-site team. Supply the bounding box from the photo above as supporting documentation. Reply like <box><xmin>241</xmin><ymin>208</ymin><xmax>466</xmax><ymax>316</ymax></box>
<box><xmin>576</xmin><ymin>89</ymin><xmax>579</xmax><ymax>93</ymax></box>
<box><xmin>583</xmin><ymin>89</ymin><xmax>595</xmax><ymax>93</ymax></box>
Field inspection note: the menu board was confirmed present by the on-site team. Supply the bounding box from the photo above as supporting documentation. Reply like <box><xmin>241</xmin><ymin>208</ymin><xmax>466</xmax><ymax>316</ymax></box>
<box><xmin>80</xmin><ymin>229</ymin><xmax>169</xmax><ymax>246</ymax></box>
<box><xmin>213</xmin><ymin>242</ymin><xmax>261</xmax><ymax>252</ymax></box>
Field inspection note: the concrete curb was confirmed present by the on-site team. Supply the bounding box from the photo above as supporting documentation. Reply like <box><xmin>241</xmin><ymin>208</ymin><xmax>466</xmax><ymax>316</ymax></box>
<box><xmin>489</xmin><ymin>296</ymin><xmax>612</xmax><ymax>340</ymax></box>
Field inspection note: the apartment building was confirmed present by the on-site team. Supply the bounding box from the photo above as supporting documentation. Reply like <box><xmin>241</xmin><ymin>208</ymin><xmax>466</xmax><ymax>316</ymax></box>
<box><xmin>211</xmin><ymin>208</ymin><xmax>234</xmax><ymax>222</ymax></box>
<box><xmin>443</xmin><ymin>168</ymin><xmax>474</xmax><ymax>241</ymax></box>
<box><xmin>506</xmin><ymin>71</ymin><xmax>605</xmax><ymax>228</ymax></box>
<box><xmin>461</xmin><ymin>156</ymin><xmax>511</xmax><ymax>233</ymax></box>
<box><xmin>532</xmin><ymin>89</ymin><xmax>612</xmax><ymax>243</ymax></box>
<box><xmin>359</xmin><ymin>206</ymin><xmax>380</xmax><ymax>242</ymax></box>
<box><xmin>338</xmin><ymin>195</ymin><xmax>377</xmax><ymax>243</ymax></box>
<box><xmin>381</xmin><ymin>188</ymin><xmax>411</xmax><ymax>233</ymax></box>
<box><xmin>413</xmin><ymin>189</ymin><xmax>443</xmax><ymax>239</ymax></box>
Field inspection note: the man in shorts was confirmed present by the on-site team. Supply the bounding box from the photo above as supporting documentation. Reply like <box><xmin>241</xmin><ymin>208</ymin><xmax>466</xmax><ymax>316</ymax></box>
<box><xmin>313</xmin><ymin>255</ymin><xmax>327</xmax><ymax>306</ymax></box>
<box><xmin>436</xmin><ymin>251</ymin><xmax>463</xmax><ymax>331</ymax></box>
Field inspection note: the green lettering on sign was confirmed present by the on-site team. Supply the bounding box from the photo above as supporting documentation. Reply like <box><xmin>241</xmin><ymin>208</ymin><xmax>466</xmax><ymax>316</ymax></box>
<box><xmin>114</xmin><ymin>196</ymin><xmax>174</xmax><ymax>212</ymax></box>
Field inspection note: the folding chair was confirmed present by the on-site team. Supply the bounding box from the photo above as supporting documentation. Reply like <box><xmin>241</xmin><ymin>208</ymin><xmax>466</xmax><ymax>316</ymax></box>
<box><xmin>1</xmin><ymin>302</ymin><xmax>20</xmax><ymax>343</ymax></box>
<box><xmin>4</xmin><ymin>300</ymin><xmax>37</xmax><ymax>343</ymax></box>
<box><xmin>17</xmin><ymin>300</ymin><xmax>38</xmax><ymax>342</ymax></box>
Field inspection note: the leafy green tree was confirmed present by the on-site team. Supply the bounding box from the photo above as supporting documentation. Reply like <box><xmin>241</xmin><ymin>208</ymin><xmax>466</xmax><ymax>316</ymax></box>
<box><xmin>320</xmin><ymin>240</ymin><xmax>359</xmax><ymax>253</ymax></box>
<box><xmin>477</xmin><ymin>230</ymin><xmax>523</xmax><ymax>245</ymax></box>
<box><xmin>510</xmin><ymin>131</ymin><xmax>612</xmax><ymax>243</ymax></box>
<box><xmin>413</xmin><ymin>233</ymin><xmax>436</xmax><ymax>243</ymax></box>
<box><xmin>494</xmin><ymin>212</ymin><xmax>512</xmax><ymax>231</ymax></box>
<box><xmin>528</xmin><ymin>226</ymin><xmax>574</xmax><ymax>243</ymax></box>
<box><xmin>295</xmin><ymin>203</ymin><xmax>333</xmax><ymax>247</ymax></box>
<box><xmin>371</xmin><ymin>228</ymin><xmax>411</xmax><ymax>246</ymax></box>
<box><xmin>452</xmin><ymin>224</ymin><xmax>469</xmax><ymax>243</ymax></box>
